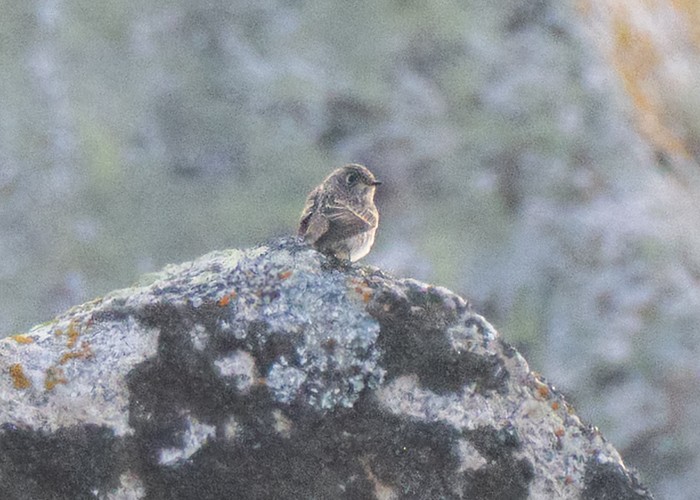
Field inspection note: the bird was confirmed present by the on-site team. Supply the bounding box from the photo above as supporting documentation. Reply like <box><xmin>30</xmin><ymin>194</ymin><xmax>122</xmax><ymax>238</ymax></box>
<box><xmin>298</xmin><ymin>164</ymin><xmax>381</xmax><ymax>262</ymax></box>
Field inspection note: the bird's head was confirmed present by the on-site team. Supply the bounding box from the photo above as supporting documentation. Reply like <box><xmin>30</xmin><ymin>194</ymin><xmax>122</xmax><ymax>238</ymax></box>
<box><xmin>327</xmin><ymin>164</ymin><xmax>381</xmax><ymax>201</ymax></box>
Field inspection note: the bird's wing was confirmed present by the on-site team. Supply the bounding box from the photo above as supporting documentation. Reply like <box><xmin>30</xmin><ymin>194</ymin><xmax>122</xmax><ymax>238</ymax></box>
<box><xmin>321</xmin><ymin>200</ymin><xmax>377</xmax><ymax>240</ymax></box>
<box><xmin>298</xmin><ymin>187</ymin><xmax>330</xmax><ymax>244</ymax></box>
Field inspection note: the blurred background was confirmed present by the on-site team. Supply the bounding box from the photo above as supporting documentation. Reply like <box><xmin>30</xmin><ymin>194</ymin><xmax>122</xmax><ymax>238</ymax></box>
<box><xmin>3</xmin><ymin>0</ymin><xmax>700</xmax><ymax>497</ymax></box>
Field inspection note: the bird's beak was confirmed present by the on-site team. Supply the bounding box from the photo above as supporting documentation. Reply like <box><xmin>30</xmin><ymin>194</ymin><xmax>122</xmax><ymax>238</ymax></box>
<box><xmin>371</xmin><ymin>180</ymin><xmax>382</xmax><ymax>186</ymax></box>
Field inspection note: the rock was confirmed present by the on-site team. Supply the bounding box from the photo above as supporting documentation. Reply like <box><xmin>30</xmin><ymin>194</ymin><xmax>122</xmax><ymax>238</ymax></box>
<box><xmin>0</xmin><ymin>239</ymin><xmax>652</xmax><ymax>499</ymax></box>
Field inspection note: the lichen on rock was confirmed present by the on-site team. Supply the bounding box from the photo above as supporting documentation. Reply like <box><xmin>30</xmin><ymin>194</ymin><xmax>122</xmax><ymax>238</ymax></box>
<box><xmin>0</xmin><ymin>238</ymin><xmax>652</xmax><ymax>499</ymax></box>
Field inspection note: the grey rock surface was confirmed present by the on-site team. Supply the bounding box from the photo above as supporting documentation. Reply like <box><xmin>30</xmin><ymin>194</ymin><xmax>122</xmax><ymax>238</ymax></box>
<box><xmin>0</xmin><ymin>239</ymin><xmax>651</xmax><ymax>499</ymax></box>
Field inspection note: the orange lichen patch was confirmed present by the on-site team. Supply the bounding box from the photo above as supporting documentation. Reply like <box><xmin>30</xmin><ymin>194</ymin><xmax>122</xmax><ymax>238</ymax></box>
<box><xmin>54</xmin><ymin>328</ymin><xmax>64</xmax><ymax>337</ymax></box>
<box><xmin>218</xmin><ymin>291</ymin><xmax>237</xmax><ymax>307</ymax></box>
<box><xmin>551</xmin><ymin>401</ymin><xmax>560</xmax><ymax>411</ymax></box>
<box><xmin>349</xmin><ymin>277</ymin><xmax>374</xmax><ymax>303</ymax></box>
<box><xmin>534</xmin><ymin>379</ymin><xmax>550</xmax><ymax>399</ymax></box>
<box><xmin>66</xmin><ymin>322</ymin><xmax>80</xmax><ymax>349</ymax></box>
<box><xmin>44</xmin><ymin>367</ymin><xmax>68</xmax><ymax>391</ymax></box>
<box><xmin>59</xmin><ymin>342</ymin><xmax>94</xmax><ymax>365</ymax></box>
<box><xmin>278</xmin><ymin>270</ymin><xmax>293</xmax><ymax>280</ymax></box>
<box><xmin>554</xmin><ymin>427</ymin><xmax>566</xmax><ymax>438</ymax></box>
<box><xmin>354</xmin><ymin>286</ymin><xmax>373</xmax><ymax>303</ymax></box>
<box><xmin>9</xmin><ymin>363</ymin><xmax>31</xmax><ymax>389</ymax></box>
<box><xmin>11</xmin><ymin>335</ymin><xmax>34</xmax><ymax>345</ymax></box>
<box><xmin>564</xmin><ymin>475</ymin><xmax>575</xmax><ymax>486</ymax></box>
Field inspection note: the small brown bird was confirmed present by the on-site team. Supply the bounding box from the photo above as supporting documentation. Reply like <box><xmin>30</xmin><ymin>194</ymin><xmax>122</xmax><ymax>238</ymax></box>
<box><xmin>298</xmin><ymin>164</ymin><xmax>381</xmax><ymax>262</ymax></box>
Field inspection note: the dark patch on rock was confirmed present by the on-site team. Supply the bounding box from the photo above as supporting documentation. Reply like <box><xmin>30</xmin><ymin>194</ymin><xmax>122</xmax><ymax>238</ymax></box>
<box><xmin>419</xmin><ymin>349</ymin><xmax>508</xmax><ymax>395</ymax></box>
<box><xmin>188</xmin><ymin>301</ymin><xmax>230</xmax><ymax>337</ymax></box>
<box><xmin>466</xmin><ymin>424</ymin><xmax>522</xmax><ymax>459</ymax></box>
<box><xmin>136</xmin><ymin>304</ymin><xmax>231</xmax><ymax>413</ymax></box>
<box><xmin>463</xmin><ymin>425</ymin><xmax>533</xmax><ymax>500</ymax></box>
<box><xmin>499</xmin><ymin>338</ymin><xmax>518</xmax><ymax>358</ymax></box>
<box><xmin>583</xmin><ymin>460</ymin><xmax>653</xmax><ymax>500</ymax></box>
<box><xmin>367</xmin><ymin>279</ymin><xmax>467</xmax><ymax>332</ymax></box>
<box><xmin>246</xmin><ymin>320</ymin><xmax>298</xmax><ymax>373</ymax></box>
<box><xmin>89</xmin><ymin>307</ymin><xmax>133</xmax><ymax>324</ymax></box>
<box><xmin>132</xmin><ymin>397</ymin><xmax>464</xmax><ymax>500</ymax></box>
<box><xmin>127</xmin><ymin>304</ymin><xmax>235</xmax><ymax>473</ymax></box>
<box><xmin>358</xmin><ymin>412</ymin><xmax>462</xmax><ymax>498</ymax></box>
<box><xmin>463</xmin><ymin>457</ymin><xmax>534</xmax><ymax>500</ymax></box>
<box><xmin>0</xmin><ymin>424</ymin><xmax>122</xmax><ymax>500</ymax></box>
<box><xmin>369</xmin><ymin>282</ymin><xmax>508</xmax><ymax>395</ymax></box>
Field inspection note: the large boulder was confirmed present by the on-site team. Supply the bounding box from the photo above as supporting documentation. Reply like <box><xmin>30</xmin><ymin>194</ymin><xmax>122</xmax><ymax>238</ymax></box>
<box><xmin>0</xmin><ymin>239</ymin><xmax>651</xmax><ymax>499</ymax></box>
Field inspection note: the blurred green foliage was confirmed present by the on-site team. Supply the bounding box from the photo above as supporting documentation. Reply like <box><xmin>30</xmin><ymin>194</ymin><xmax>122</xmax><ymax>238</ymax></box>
<box><xmin>0</xmin><ymin>0</ymin><xmax>522</xmax><ymax>333</ymax></box>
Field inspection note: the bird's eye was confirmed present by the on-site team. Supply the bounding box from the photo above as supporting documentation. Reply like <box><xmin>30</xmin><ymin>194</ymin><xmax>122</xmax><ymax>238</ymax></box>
<box><xmin>346</xmin><ymin>172</ymin><xmax>359</xmax><ymax>185</ymax></box>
